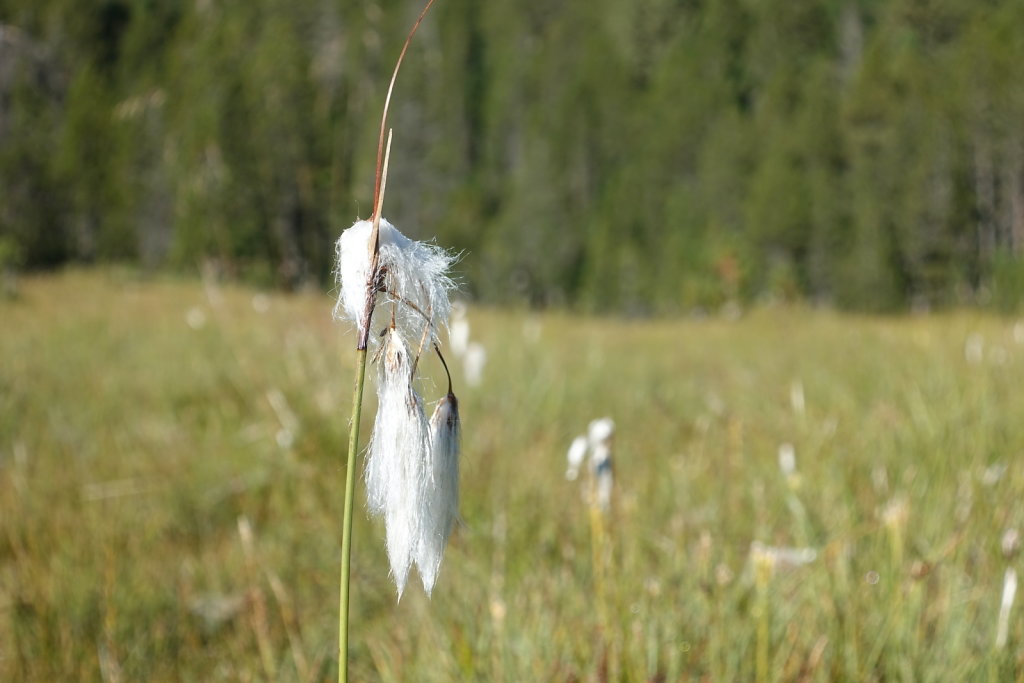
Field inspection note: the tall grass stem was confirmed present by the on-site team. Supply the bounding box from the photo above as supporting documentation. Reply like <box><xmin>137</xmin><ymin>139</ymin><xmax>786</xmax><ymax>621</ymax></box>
<box><xmin>339</xmin><ymin>347</ymin><xmax>369</xmax><ymax>683</ymax></box>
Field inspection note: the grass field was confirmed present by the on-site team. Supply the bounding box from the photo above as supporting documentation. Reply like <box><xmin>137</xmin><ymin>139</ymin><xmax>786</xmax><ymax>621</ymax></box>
<box><xmin>1</xmin><ymin>269</ymin><xmax>1023</xmax><ymax>681</ymax></box>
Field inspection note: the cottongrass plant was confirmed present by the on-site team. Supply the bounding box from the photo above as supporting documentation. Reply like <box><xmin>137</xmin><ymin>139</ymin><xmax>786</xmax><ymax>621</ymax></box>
<box><xmin>463</xmin><ymin>341</ymin><xmax>487</xmax><ymax>387</ymax></box>
<box><xmin>748</xmin><ymin>541</ymin><xmax>818</xmax><ymax>683</ymax></box>
<box><xmin>331</xmin><ymin>1</ymin><xmax>459</xmax><ymax>681</ymax></box>
<box><xmin>334</xmin><ymin>170</ymin><xmax>460</xmax><ymax>578</ymax></box>
<box><xmin>995</xmin><ymin>568</ymin><xmax>1017</xmax><ymax>651</ymax></box>
<box><xmin>565</xmin><ymin>417</ymin><xmax>616</xmax><ymax>511</ymax></box>
<box><xmin>564</xmin><ymin>418</ymin><xmax>618</xmax><ymax>673</ymax></box>
<box><xmin>995</xmin><ymin>528</ymin><xmax>1020</xmax><ymax>653</ymax></box>
<box><xmin>565</xmin><ymin>435</ymin><xmax>588</xmax><ymax>481</ymax></box>
<box><xmin>444</xmin><ymin>302</ymin><xmax>487</xmax><ymax>386</ymax></box>
<box><xmin>777</xmin><ymin>443</ymin><xmax>811</xmax><ymax>544</ymax></box>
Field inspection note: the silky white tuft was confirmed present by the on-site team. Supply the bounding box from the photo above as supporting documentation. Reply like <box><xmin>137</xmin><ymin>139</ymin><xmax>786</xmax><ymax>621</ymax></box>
<box><xmin>416</xmin><ymin>392</ymin><xmax>461</xmax><ymax>594</ymax></box>
<box><xmin>777</xmin><ymin>443</ymin><xmax>797</xmax><ymax>478</ymax></box>
<box><xmin>996</xmin><ymin>567</ymin><xmax>1017</xmax><ymax>650</ymax></box>
<box><xmin>334</xmin><ymin>217</ymin><xmax>457</xmax><ymax>344</ymax></box>
<box><xmin>565</xmin><ymin>435</ymin><xmax>588</xmax><ymax>481</ymax></box>
<box><xmin>1003</xmin><ymin>528</ymin><xmax>1021</xmax><ymax>558</ymax></box>
<box><xmin>365</xmin><ymin>328</ymin><xmax>431</xmax><ymax>597</ymax></box>
<box><xmin>749</xmin><ymin>541</ymin><xmax>817</xmax><ymax>570</ymax></box>
<box><xmin>449</xmin><ymin>314</ymin><xmax>470</xmax><ymax>357</ymax></box>
<box><xmin>564</xmin><ymin>417</ymin><xmax>616</xmax><ymax>510</ymax></box>
<box><xmin>334</xmin><ymin>220</ymin><xmax>375</xmax><ymax>336</ymax></box>
<box><xmin>588</xmin><ymin>417</ymin><xmax>614</xmax><ymax>446</ymax></box>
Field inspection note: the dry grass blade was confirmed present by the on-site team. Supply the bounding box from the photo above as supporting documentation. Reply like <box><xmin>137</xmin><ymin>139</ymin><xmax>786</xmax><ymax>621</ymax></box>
<box><xmin>368</xmin><ymin>129</ymin><xmax>394</xmax><ymax>262</ymax></box>
<box><xmin>371</xmin><ymin>0</ymin><xmax>438</xmax><ymax>216</ymax></box>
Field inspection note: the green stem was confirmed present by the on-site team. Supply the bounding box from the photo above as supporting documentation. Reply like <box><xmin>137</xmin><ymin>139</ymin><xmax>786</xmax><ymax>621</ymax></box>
<box><xmin>339</xmin><ymin>347</ymin><xmax>368</xmax><ymax>683</ymax></box>
<box><xmin>754</xmin><ymin>569</ymin><xmax>770</xmax><ymax>683</ymax></box>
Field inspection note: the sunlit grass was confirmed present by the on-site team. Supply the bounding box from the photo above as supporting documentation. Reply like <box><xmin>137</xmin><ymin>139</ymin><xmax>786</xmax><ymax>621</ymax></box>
<box><xmin>1</xmin><ymin>269</ymin><xmax>1022</xmax><ymax>680</ymax></box>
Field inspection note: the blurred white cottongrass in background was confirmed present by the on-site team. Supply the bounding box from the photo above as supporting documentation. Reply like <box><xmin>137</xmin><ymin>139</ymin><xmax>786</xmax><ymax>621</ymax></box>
<box><xmin>1002</xmin><ymin>528</ymin><xmax>1021</xmax><ymax>558</ymax></box>
<box><xmin>589</xmin><ymin>418</ymin><xmax>615</xmax><ymax>512</ymax></box>
<box><xmin>778</xmin><ymin>443</ymin><xmax>797</xmax><ymax>483</ymax></box>
<box><xmin>789</xmin><ymin>380</ymin><xmax>805</xmax><ymax>417</ymax></box>
<box><xmin>185</xmin><ymin>306</ymin><xmax>207</xmax><ymax>330</ymax></box>
<box><xmin>446</xmin><ymin>302</ymin><xmax>487</xmax><ymax>388</ymax></box>
<box><xmin>521</xmin><ymin>317</ymin><xmax>543</xmax><ymax>344</ymax></box>
<box><xmin>565</xmin><ymin>417</ymin><xmax>616</xmax><ymax>512</ymax></box>
<box><xmin>464</xmin><ymin>342</ymin><xmax>487</xmax><ymax>387</ymax></box>
<box><xmin>982</xmin><ymin>462</ymin><xmax>1007</xmax><ymax>487</ymax></box>
<box><xmin>998</xmin><ymin>527</ymin><xmax>1021</xmax><ymax>650</ymax></box>
<box><xmin>880</xmin><ymin>496</ymin><xmax>910</xmax><ymax>531</ymax></box>
<box><xmin>996</xmin><ymin>568</ymin><xmax>1017</xmax><ymax>650</ymax></box>
<box><xmin>749</xmin><ymin>541</ymin><xmax>817</xmax><ymax>577</ymax></box>
<box><xmin>964</xmin><ymin>333</ymin><xmax>984</xmax><ymax>365</ymax></box>
<box><xmin>565</xmin><ymin>435</ymin><xmax>588</xmax><ymax>481</ymax></box>
<box><xmin>448</xmin><ymin>302</ymin><xmax>470</xmax><ymax>356</ymax></box>
<box><xmin>777</xmin><ymin>442</ymin><xmax>812</xmax><ymax>543</ymax></box>
<box><xmin>251</xmin><ymin>293</ymin><xmax>271</xmax><ymax>314</ymax></box>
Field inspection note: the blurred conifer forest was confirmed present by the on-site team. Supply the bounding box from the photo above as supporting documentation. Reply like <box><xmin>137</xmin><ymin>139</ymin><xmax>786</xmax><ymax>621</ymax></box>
<box><xmin>2</xmin><ymin>0</ymin><xmax>1024</xmax><ymax>312</ymax></box>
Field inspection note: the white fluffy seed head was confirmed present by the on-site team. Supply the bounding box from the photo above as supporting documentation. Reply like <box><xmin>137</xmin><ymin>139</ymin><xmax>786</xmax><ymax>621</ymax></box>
<box><xmin>334</xmin><ymin>217</ymin><xmax>457</xmax><ymax>345</ymax></box>
<box><xmin>588</xmin><ymin>417</ymin><xmax>614</xmax><ymax>474</ymax></box>
<box><xmin>1003</xmin><ymin>528</ymin><xmax>1021</xmax><ymax>559</ymax></box>
<box><xmin>588</xmin><ymin>417</ymin><xmax>614</xmax><ymax>447</ymax></box>
<box><xmin>334</xmin><ymin>220</ymin><xmax>375</xmax><ymax>336</ymax></box>
<box><xmin>778</xmin><ymin>443</ymin><xmax>797</xmax><ymax>478</ymax></box>
<box><xmin>1001</xmin><ymin>567</ymin><xmax>1018</xmax><ymax>612</ymax></box>
<box><xmin>416</xmin><ymin>392</ymin><xmax>461</xmax><ymax>594</ymax></box>
<box><xmin>365</xmin><ymin>328</ymin><xmax>431</xmax><ymax>598</ymax></box>
<box><xmin>750</xmin><ymin>541</ymin><xmax>817</xmax><ymax>583</ymax></box>
<box><xmin>580</xmin><ymin>417</ymin><xmax>614</xmax><ymax>511</ymax></box>
<box><xmin>565</xmin><ymin>435</ymin><xmax>588</xmax><ymax>481</ymax></box>
<box><xmin>996</xmin><ymin>567</ymin><xmax>1018</xmax><ymax>650</ymax></box>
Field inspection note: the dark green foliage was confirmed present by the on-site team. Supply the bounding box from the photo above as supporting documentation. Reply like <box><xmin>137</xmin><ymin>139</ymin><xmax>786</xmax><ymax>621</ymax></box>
<box><xmin>2</xmin><ymin>0</ymin><xmax>1024</xmax><ymax>309</ymax></box>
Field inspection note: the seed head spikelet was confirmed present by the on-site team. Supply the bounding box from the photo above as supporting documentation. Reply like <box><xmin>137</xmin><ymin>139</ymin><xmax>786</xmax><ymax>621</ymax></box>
<box><xmin>377</xmin><ymin>226</ymin><xmax>456</xmax><ymax>345</ymax></box>
<box><xmin>566</xmin><ymin>435</ymin><xmax>588</xmax><ymax>481</ymax></box>
<box><xmin>366</xmin><ymin>327</ymin><xmax>432</xmax><ymax>597</ymax></box>
<box><xmin>334</xmin><ymin>218</ymin><xmax>456</xmax><ymax>348</ymax></box>
<box><xmin>417</xmin><ymin>391</ymin><xmax>461</xmax><ymax>594</ymax></box>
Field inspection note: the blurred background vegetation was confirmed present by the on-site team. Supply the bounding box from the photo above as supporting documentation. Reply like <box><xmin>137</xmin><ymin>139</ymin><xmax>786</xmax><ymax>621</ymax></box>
<box><xmin>3</xmin><ymin>270</ymin><xmax>1023</xmax><ymax>680</ymax></box>
<box><xmin>4</xmin><ymin>4</ymin><xmax>1024</xmax><ymax>678</ymax></box>
<box><xmin>2</xmin><ymin>0</ymin><xmax>1024</xmax><ymax>312</ymax></box>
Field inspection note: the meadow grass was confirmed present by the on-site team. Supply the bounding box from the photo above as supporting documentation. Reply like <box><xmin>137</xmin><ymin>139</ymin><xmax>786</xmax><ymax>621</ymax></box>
<box><xmin>1</xmin><ymin>269</ymin><xmax>1023</xmax><ymax>681</ymax></box>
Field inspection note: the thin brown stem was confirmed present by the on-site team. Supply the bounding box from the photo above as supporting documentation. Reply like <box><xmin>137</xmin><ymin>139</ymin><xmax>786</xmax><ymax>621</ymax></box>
<box><xmin>434</xmin><ymin>343</ymin><xmax>453</xmax><ymax>395</ymax></box>
<box><xmin>412</xmin><ymin>318</ymin><xmax>432</xmax><ymax>375</ymax></box>
<box><xmin>370</xmin><ymin>0</ymin><xmax>438</xmax><ymax>217</ymax></box>
<box><xmin>358</xmin><ymin>131</ymin><xmax>393</xmax><ymax>351</ymax></box>
<box><xmin>385</xmin><ymin>290</ymin><xmax>429</xmax><ymax>323</ymax></box>
<box><xmin>368</xmin><ymin>129</ymin><xmax>393</xmax><ymax>259</ymax></box>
